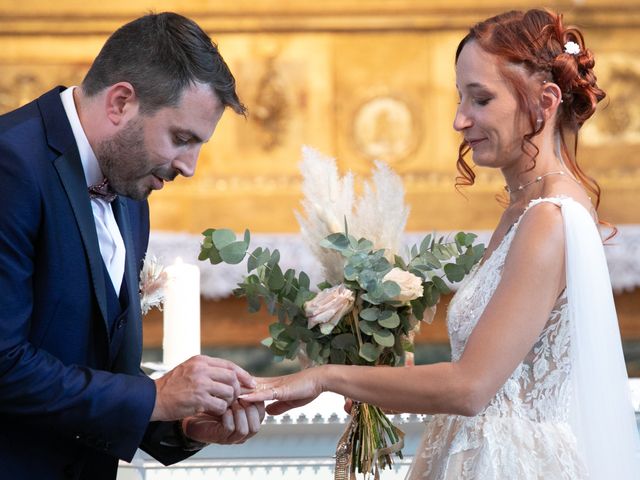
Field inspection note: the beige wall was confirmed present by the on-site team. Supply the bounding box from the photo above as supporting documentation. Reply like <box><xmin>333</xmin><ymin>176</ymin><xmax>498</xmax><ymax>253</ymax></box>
<box><xmin>2</xmin><ymin>0</ymin><xmax>639</xmax><ymax>233</ymax></box>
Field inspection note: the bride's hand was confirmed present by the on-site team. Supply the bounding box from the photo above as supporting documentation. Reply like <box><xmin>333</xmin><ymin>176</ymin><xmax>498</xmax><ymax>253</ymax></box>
<box><xmin>240</xmin><ymin>366</ymin><xmax>326</xmax><ymax>415</ymax></box>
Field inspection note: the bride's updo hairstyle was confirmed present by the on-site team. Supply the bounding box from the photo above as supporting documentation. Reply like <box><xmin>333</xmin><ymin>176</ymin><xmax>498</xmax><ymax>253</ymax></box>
<box><xmin>455</xmin><ymin>9</ymin><xmax>606</xmax><ymax>208</ymax></box>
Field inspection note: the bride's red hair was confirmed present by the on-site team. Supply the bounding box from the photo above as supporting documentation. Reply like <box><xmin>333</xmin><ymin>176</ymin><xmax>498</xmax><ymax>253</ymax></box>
<box><xmin>454</xmin><ymin>9</ymin><xmax>606</xmax><ymax>212</ymax></box>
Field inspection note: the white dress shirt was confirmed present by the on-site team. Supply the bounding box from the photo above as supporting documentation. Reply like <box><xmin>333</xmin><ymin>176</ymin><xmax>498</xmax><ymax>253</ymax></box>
<box><xmin>60</xmin><ymin>87</ymin><xmax>126</xmax><ymax>294</ymax></box>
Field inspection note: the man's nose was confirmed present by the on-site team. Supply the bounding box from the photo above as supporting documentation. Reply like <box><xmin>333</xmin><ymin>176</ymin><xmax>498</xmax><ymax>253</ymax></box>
<box><xmin>172</xmin><ymin>148</ymin><xmax>200</xmax><ymax>178</ymax></box>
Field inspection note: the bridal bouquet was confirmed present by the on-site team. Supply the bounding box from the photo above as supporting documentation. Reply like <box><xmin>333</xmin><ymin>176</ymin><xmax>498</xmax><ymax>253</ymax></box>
<box><xmin>199</xmin><ymin>147</ymin><xmax>484</xmax><ymax>479</ymax></box>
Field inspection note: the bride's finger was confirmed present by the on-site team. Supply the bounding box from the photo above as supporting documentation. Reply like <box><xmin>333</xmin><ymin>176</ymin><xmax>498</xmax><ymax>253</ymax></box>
<box><xmin>238</xmin><ymin>384</ymin><xmax>281</xmax><ymax>402</ymax></box>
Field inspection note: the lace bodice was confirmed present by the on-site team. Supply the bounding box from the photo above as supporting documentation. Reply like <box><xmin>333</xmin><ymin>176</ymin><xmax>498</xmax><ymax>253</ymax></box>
<box><xmin>447</xmin><ymin>209</ymin><xmax>572</xmax><ymax>423</ymax></box>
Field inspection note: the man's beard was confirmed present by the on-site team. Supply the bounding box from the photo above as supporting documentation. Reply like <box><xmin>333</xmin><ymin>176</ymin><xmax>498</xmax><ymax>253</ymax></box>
<box><xmin>95</xmin><ymin>119</ymin><xmax>153</xmax><ymax>201</ymax></box>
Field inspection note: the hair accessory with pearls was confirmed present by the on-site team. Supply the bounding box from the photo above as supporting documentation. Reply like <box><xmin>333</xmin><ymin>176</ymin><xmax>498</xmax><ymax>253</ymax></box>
<box><xmin>564</xmin><ymin>41</ymin><xmax>581</xmax><ymax>55</ymax></box>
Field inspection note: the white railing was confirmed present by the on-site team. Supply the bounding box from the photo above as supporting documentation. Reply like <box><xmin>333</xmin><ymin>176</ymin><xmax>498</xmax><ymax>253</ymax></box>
<box><xmin>118</xmin><ymin>382</ymin><xmax>640</xmax><ymax>480</ymax></box>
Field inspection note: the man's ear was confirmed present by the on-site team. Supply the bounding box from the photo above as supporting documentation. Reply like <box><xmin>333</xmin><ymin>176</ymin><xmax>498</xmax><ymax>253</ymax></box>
<box><xmin>541</xmin><ymin>81</ymin><xmax>563</xmax><ymax>121</ymax></box>
<box><xmin>104</xmin><ymin>82</ymin><xmax>139</xmax><ymax>126</ymax></box>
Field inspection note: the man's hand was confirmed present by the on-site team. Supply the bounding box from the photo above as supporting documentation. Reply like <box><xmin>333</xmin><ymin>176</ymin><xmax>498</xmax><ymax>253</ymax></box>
<box><xmin>181</xmin><ymin>400</ymin><xmax>266</xmax><ymax>445</ymax></box>
<box><xmin>151</xmin><ymin>355</ymin><xmax>255</xmax><ymax>421</ymax></box>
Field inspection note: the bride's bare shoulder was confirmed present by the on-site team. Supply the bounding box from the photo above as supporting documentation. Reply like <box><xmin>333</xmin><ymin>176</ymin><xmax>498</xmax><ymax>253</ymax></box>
<box><xmin>542</xmin><ymin>175</ymin><xmax>594</xmax><ymax>216</ymax></box>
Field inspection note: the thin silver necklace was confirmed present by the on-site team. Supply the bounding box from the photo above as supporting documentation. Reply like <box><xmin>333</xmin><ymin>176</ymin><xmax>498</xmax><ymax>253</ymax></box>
<box><xmin>504</xmin><ymin>170</ymin><xmax>566</xmax><ymax>193</ymax></box>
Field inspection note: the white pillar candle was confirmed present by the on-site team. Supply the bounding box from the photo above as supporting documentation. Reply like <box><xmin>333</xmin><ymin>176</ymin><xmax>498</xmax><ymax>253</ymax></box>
<box><xmin>162</xmin><ymin>257</ymin><xmax>201</xmax><ymax>369</ymax></box>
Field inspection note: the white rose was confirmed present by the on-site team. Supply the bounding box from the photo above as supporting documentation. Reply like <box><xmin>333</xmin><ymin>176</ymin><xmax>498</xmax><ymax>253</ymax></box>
<box><xmin>383</xmin><ymin>268</ymin><xmax>424</xmax><ymax>302</ymax></box>
<box><xmin>304</xmin><ymin>284</ymin><xmax>355</xmax><ymax>333</ymax></box>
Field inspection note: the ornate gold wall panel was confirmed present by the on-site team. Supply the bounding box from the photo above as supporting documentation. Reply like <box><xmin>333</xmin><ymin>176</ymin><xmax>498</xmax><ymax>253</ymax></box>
<box><xmin>1</xmin><ymin>0</ymin><xmax>639</xmax><ymax>233</ymax></box>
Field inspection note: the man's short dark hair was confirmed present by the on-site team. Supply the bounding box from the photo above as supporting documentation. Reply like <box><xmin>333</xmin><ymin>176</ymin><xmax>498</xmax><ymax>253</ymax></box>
<box><xmin>82</xmin><ymin>12</ymin><xmax>246</xmax><ymax>115</ymax></box>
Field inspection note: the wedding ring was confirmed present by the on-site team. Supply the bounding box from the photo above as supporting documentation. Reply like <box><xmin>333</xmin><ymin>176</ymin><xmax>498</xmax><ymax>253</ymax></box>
<box><xmin>271</xmin><ymin>388</ymin><xmax>278</xmax><ymax>400</ymax></box>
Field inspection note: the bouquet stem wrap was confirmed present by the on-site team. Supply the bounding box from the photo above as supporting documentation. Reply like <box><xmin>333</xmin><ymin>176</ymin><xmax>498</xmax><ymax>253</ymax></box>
<box><xmin>334</xmin><ymin>402</ymin><xmax>405</xmax><ymax>480</ymax></box>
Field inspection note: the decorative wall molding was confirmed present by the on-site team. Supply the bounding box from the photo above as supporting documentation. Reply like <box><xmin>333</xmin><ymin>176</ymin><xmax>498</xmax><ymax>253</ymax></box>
<box><xmin>3</xmin><ymin>2</ymin><xmax>640</xmax><ymax>35</ymax></box>
<box><xmin>148</xmin><ymin>226</ymin><xmax>640</xmax><ymax>299</ymax></box>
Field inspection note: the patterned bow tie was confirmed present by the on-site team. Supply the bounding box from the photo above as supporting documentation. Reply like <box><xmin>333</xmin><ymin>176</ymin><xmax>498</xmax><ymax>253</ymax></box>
<box><xmin>88</xmin><ymin>178</ymin><xmax>117</xmax><ymax>203</ymax></box>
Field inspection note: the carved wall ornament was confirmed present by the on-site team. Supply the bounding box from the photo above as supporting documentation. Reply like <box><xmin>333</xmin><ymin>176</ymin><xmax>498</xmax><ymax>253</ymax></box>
<box><xmin>581</xmin><ymin>58</ymin><xmax>640</xmax><ymax>146</ymax></box>
<box><xmin>249</xmin><ymin>56</ymin><xmax>290</xmax><ymax>151</ymax></box>
<box><xmin>352</xmin><ymin>94</ymin><xmax>421</xmax><ymax>163</ymax></box>
<box><xmin>0</xmin><ymin>65</ymin><xmax>87</xmax><ymax>114</ymax></box>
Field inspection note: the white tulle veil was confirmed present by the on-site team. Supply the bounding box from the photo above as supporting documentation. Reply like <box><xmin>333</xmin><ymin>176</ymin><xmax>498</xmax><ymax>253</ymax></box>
<box><xmin>537</xmin><ymin>196</ymin><xmax>640</xmax><ymax>478</ymax></box>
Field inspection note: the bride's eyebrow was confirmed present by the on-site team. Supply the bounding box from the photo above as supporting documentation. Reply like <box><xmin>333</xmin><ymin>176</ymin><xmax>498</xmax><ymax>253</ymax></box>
<box><xmin>466</xmin><ymin>83</ymin><xmax>494</xmax><ymax>94</ymax></box>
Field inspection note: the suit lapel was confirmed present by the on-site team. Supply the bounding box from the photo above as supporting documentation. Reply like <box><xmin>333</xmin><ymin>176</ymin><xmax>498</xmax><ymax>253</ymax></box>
<box><xmin>39</xmin><ymin>87</ymin><xmax>112</xmax><ymax>334</ymax></box>
<box><xmin>53</xmin><ymin>151</ymin><xmax>110</xmax><ymax>327</ymax></box>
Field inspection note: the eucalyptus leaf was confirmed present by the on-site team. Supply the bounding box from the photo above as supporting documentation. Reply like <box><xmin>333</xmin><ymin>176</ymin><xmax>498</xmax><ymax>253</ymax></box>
<box><xmin>202</xmin><ymin>228</ymin><xmax>216</xmax><ymax>237</ymax></box>
<box><xmin>267</xmin><ymin>250</ymin><xmax>281</xmax><ymax>269</ymax></box>
<box><xmin>465</xmin><ymin>232</ymin><xmax>478</xmax><ymax>246</ymax></box>
<box><xmin>293</xmin><ymin>324</ymin><xmax>314</xmax><ymax>342</ymax></box>
<box><xmin>320</xmin><ymin>232</ymin><xmax>350</xmax><ymax>252</ymax></box>
<box><xmin>295</xmin><ymin>289</ymin><xmax>315</xmax><ymax>308</ymax></box>
<box><xmin>433</xmin><ymin>245</ymin><xmax>450</xmax><ymax>261</ymax></box>
<box><xmin>357</xmin><ymin>238</ymin><xmax>374</xmax><ymax>251</ymax></box>
<box><xmin>331</xmin><ymin>333</ymin><xmax>357</xmax><ymax>349</ymax></box>
<box><xmin>344</xmin><ymin>264</ymin><xmax>358</xmax><ymax>281</ymax></box>
<box><xmin>307</xmin><ymin>341</ymin><xmax>322</xmax><ymax>362</ymax></box>
<box><xmin>359</xmin><ymin>307</ymin><xmax>380</xmax><ymax>321</ymax></box>
<box><xmin>419</xmin><ymin>234</ymin><xmax>432</xmax><ymax>254</ymax></box>
<box><xmin>208</xmin><ymin>247</ymin><xmax>222</xmax><ymax>265</ymax></box>
<box><xmin>444</xmin><ymin>263</ymin><xmax>466</xmax><ymax>283</ymax></box>
<box><xmin>382</xmin><ymin>281</ymin><xmax>401</xmax><ymax>299</ymax></box>
<box><xmin>378</xmin><ymin>311</ymin><xmax>400</xmax><ymax>328</ymax></box>
<box><xmin>283</xmin><ymin>269</ymin><xmax>296</xmax><ymax>294</ymax></box>
<box><xmin>219</xmin><ymin>241</ymin><xmax>248</xmax><ymax>264</ymax></box>
<box><xmin>247</xmin><ymin>247</ymin><xmax>262</xmax><ymax>272</ymax></box>
<box><xmin>266</xmin><ymin>294</ymin><xmax>277</xmax><ymax>315</ymax></box>
<box><xmin>422</xmin><ymin>251</ymin><xmax>442</xmax><ymax>269</ymax></box>
<box><xmin>261</xmin><ymin>337</ymin><xmax>273</xmax><ymax>347</ymax></box>
<box><xmin>298</xmin><ymin>271</ymin><xmax>310</xmax><ymax>290</ymax></box>
<box><xmin>269</xmin><ymin>322</ymin><xmax>286</xmax><ymax>339</ymax></box>
<box><xmin>373</xmin><ymin>328</ymin><xmax>395</xmax><ymax>347</ymax></box>
<box><xmin>359</xmin><ymin>320</ymin><xmax>379</xmax><ymax>336</ymax></box>
<box><xmin>411</xmin><ymin>297</ymin><xmax>426</xmax><ymax>320</ymax></box>
<box><xmin>211</xmin><ymin>229</ymin><xmax>236</xmax><ymax>249</ymax></box>
<box><xmin>394</xmin><ymin>255</ymin><xmax>407</xmax><ymax>270</ymax></box>
<box><xmin>424</xmin><ymin>282</ymin><xmax>440</xmax><ymax>306</ymax></box>
<box><xmin>267</xmin><ymin>264</ymin><xmax>285</xmax><ymax>290</ymax></box>
<box><xmin>286</xmin><ymin>339</ymin><xmax>300</xmax><ymax>358</ymax></box>
<box><xmin>330</xmin><ymin>349</ymin><xmax>347</xmax><ymax>364</ymax></box>
<box><xmin>247</xmin><ymin>295</ymin><xmax>261</xmax><ymax>313</ymax></box>
<box><xmin>359</xmin><ymin>343</ymin><xmax>380</xmax><ymax>362</ymax></box>
<box><xmin>432</xmin><ymin>275</ymin><xmax>451</xmax><ymax>294</ymax></box>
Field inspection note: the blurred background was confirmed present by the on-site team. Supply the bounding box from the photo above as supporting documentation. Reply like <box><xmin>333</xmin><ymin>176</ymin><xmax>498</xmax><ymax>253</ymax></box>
<box><xmin>3</xmin><ymin>0</ymin><xmax>640</xmax><ymax>376</ymax></box>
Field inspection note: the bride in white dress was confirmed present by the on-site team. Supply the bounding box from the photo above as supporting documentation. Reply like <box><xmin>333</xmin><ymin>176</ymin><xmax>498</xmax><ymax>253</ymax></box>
<box><xmin>243</xmin><ymin>9</ymin><xmax>640</xmax><ymax>479</ymax></box>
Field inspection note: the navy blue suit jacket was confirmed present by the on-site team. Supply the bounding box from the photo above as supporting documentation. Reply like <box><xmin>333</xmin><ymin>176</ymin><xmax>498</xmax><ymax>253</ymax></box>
<box><xmin>0</xmin><ymin>88</ymin><xmax>195</xmax><ymax>479</ymax></box>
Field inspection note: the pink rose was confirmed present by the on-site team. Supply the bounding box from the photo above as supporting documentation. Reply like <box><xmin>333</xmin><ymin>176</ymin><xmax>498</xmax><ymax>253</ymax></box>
<box><xmin>304</xmin><ymin>284</ymin><xmax>355</xmax><ymax>334</ymax></box>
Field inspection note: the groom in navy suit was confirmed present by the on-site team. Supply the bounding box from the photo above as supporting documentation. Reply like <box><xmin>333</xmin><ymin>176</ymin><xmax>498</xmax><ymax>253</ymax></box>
<box><xmin>0</xmin><ymin>12</ymin><xmax>264</xmax><ymax>480</ymax></box>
